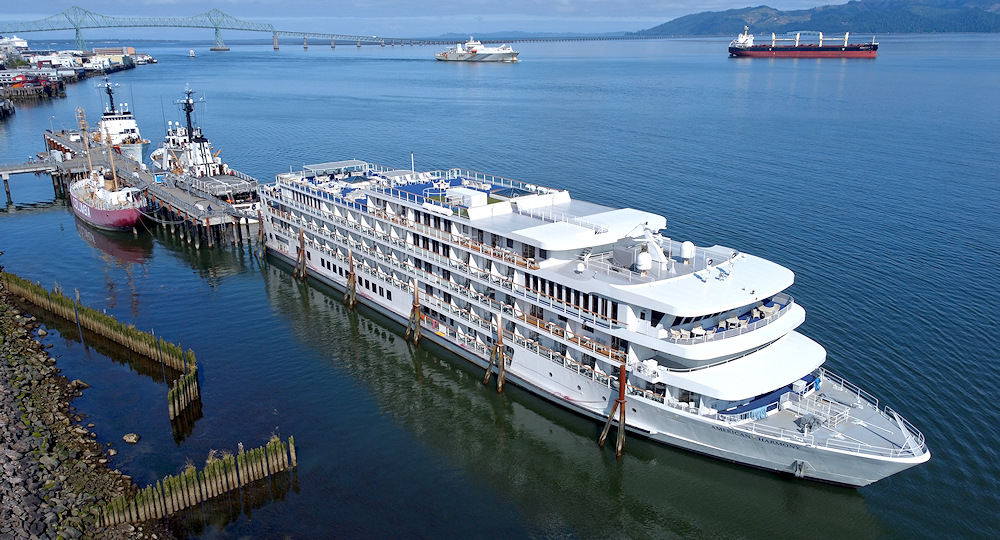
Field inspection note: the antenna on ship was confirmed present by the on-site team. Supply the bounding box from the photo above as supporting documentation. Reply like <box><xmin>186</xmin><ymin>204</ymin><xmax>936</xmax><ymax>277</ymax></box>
<box><xmin>176</xmin><ymin>85</ymin><xmax>207</xmax><ymax>143</ymax></box>
<box><xmin>102</xmin><ymin>77</ymin><xmax>117</xmax><ymax>114</ymax></box>
<box><xmin>411</xmin><ymin>151</ymin><xmax>415</xmax><ymax>173</ymax></box>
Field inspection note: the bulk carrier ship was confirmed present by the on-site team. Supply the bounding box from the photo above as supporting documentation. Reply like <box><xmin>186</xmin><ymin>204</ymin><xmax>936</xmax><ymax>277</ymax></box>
<box><xmin>729</xmin><ymin>26</ymin><xmax>878</xmax><ymax>58</ymax></box>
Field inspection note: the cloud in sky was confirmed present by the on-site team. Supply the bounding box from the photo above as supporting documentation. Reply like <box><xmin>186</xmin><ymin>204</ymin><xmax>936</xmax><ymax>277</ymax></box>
<box><xmin>3</xmin><ymin>1</ymin><xmax>830</xmax><ymax>36</ymax></box>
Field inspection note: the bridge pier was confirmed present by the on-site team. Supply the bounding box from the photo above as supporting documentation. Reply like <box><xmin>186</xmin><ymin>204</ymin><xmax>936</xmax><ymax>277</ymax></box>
<box><xmin>210</xmin><ymin>27</ymin><xmax>230</xmax><ymax>51</ymax></box>
<box><xmin>273</xmin><ymin>34</ymin><xmax>279</xmax><ymax>50</ymax></box>
<box><xmin>2</xmin><ymin>173</ymin><xmax>11</xmax><ymax>205</ymax></box>
<box><xmin>331</xmin><ymin>38</ymin><xmax>336</xmax><ymax>50</ymax></box>
<box><xmin>303</xmin><ymin>37</ymin><xmax>308</xmax><ymax>50</ymax></box>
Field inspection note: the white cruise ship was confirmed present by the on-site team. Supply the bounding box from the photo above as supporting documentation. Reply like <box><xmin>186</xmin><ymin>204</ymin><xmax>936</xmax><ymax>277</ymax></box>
<box><xmin>258</xmin><ymin>160</ymin><xmax>929</xmax><ymax>487</ymax></box>
<box><xmin>435</xmin><ymin>37</ymin><xmax>519</xmax><ymax>62</ymax></box>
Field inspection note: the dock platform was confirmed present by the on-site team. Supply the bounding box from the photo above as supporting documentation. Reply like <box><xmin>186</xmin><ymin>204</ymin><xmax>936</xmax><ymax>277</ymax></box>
<box><xmin>2</xmin><ymin>129</ymin><xmax>259</xmax><ymax>249</ymax></box>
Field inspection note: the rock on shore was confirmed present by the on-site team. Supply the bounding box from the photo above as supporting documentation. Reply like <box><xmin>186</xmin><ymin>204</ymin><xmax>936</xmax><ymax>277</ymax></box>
<box><xmin>1</xmin><ymin>287</ymin><xmax>174</xmax><ymax>539</ymax></box>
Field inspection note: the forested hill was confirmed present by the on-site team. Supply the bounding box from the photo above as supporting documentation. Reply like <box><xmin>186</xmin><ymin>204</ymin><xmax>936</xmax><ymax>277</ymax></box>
<box><xmin>634</xmin><ymin>0</ymin><xmax>1000</xmax><ymax>36</ymax></box>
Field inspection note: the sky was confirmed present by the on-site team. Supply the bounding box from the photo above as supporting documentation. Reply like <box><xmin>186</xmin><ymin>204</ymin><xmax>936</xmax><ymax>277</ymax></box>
<box><xmin>2</xmin><ymin>1</ymin><xmax>830</xmax><ymax>37</ymax></box>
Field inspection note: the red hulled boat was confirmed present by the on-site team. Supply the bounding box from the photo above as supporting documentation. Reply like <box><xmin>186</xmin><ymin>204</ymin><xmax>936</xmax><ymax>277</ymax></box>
<box><xmin>69</xmin><ymin>173</ymin><xmax>147</xmax><ymax>231</ymax></box>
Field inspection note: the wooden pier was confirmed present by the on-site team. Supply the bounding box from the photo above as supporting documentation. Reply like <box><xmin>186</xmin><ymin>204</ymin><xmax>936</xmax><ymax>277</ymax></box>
<box><xmin>9</xmin><ymin>129</ymin><xmax>260</xmax><ymax>249</ymax></box>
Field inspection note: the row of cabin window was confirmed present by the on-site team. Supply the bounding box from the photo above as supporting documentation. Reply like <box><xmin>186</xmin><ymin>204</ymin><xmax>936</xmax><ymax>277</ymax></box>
<box><xmin>291</xmin><ymin>188</ymin><xmax>320</xmax><ymax>209</ymax></box>
<box><xmin>319</xmin><ymin>256</ymin><xmax>392</xmax><ymax>302</ymax></box>
<box><xmin>410</xmin><ymin>209</ymin><xmax>543</xmax><ymax>261</ymax></box>
<box><xmin>528</xmin><ymin>274</ymin><xmax>616</xmax><ymax>319</ymax></box>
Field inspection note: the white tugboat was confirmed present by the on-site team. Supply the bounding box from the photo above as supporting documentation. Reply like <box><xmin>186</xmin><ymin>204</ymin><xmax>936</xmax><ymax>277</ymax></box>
<box><xmin>435</xmin><ymin>37</ymin><xmax>519</xmax><ymax>62</ymax></box>
<box><xmin>259</xmin><ymin>160</ymin><xmax>929</xmax><ymax>487</ymax></box>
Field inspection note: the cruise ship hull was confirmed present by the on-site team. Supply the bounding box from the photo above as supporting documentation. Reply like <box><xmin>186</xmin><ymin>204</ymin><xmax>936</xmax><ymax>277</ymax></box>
<box><xmin>263</xmin><ymin>244</ymin><xmax>923</xmax><ymax>487</ymax></box>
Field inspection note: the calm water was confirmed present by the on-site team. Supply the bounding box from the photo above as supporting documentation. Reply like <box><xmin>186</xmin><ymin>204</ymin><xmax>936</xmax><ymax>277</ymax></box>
<box><xmin>2</xmin><ymin>34</ymin><xmax>999</xmax><ymax>538</ymax></box>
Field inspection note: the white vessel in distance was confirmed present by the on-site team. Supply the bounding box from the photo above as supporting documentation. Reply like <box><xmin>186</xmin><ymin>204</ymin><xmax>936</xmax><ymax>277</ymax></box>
<box><xmin>258</xmin><ymin>160</ymin><xmax>929</xmax><ymax>487</ymax></box>
<box><xmin>94</xmin><ymin>78</ymin><xmax>148</xmax><ymax>163</ymax></box>
<box><xmin>435</xmin><ymin>37</ymin><xmax>519</xmax><ymax>62</ymax></box>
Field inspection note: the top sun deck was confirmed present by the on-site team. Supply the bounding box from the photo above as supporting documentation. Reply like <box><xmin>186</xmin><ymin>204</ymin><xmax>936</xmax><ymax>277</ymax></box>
<box><xmin>274</xmin><ymin>162</ymin><xmax>794</xmax><ymax>314</ymax></box>
<box><xmin>285</xmin><ymin>162</ymin><xmax>665</xmax><ymax>249</ymax></box>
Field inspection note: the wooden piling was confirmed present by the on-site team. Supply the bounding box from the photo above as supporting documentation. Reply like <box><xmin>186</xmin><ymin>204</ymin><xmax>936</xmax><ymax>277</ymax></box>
<box><xmin>344</xmin><ymin>250</ymin><xmax>358</xmax><ymax>307</ymax></box>
<box><xmin>598</xmin><ymin>364</ymin><xmax>628</xmax><ymax>458</ymax></box>
<box><xmin>483</xmin><ymin>315</ymin><xmax>506</xmax><ymax>391</ymax></box>
<box><xmin>99</xmin><ymin>436</ymin><xmax>297</xmax><ymax>524</ymax></box>
<box><xmin>404</xmin><ymin>279</ymin><xmax>420</xmax><ymax>344</ymax></box>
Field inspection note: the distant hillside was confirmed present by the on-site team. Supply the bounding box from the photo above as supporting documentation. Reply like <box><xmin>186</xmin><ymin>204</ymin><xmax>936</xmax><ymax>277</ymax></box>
<box><xmin>634</xmin><ymin>0</ymin><xmax>1000</xmax><ymax>36</ymax></box>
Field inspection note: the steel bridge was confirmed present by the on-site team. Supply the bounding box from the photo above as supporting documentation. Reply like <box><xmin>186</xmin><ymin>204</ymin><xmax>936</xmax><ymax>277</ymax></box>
<box><xmin>0</xmin><ymin>7</ymin><xmax>652</xmax><ymax>52</ymax></box>
<box><xmin>0</xmin><ymin>7</ymin><xmax>436</xmax><ymax>52</ymax></box>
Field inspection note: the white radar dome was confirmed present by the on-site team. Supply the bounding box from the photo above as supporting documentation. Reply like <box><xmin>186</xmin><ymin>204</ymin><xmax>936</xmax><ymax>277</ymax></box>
<box><xmin>636</xmin><ymin>252</ymin><xmax>652</xmax><ymax>271</ymax></box>
<box><xmin>680</xmin><ymin>241</ymin><xmax>695</xmax><ymax>260</ymax></box>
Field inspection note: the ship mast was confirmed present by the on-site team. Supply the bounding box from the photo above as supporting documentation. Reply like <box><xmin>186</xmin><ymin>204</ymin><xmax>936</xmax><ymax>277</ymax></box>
<box><xmin>177</xmin><ymin>86</ymin><xmax>208</xmax><ymax>143</ymax></box>
<box><xmin>104</xmin><ymin>126</ymin><xmax>120</xmax><ymax>191</ymax></box>
<box><xmin>75</xmin><ymin>107</ymin><xmax>94</xmax><ymax>176</ymax></box>
<box><xmin>103</xmin><ymin>77</ymin><xmax>117</xmax><ymax>114</ymax></box>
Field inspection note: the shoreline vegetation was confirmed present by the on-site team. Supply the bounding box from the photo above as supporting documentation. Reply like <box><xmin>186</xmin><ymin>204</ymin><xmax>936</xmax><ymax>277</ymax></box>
<box><xmin>1</xmin><ymin>282</ymin><xmax>173</xmax><ymax>538</ymax></box>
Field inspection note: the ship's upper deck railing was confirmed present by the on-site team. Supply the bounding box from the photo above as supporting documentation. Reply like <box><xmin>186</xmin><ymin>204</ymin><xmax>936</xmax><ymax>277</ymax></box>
<box><xmin>445</xmin><ymin>168</ymin><xmax>544</xmax><ymax>194</ymax></box>
<box><xmin>512</xmin><ymin>205</ymin><xmax>609</xmax><ymax>234</ymax></box>
<box><xmin>631</xmin><ymin>292</ymin><xmax>794</xmax><ymax>344</ymax></box>
<box><xmin>288</xmin><ymin>164</ymin><xmax>617</xmax><ymax>236</ymax></box>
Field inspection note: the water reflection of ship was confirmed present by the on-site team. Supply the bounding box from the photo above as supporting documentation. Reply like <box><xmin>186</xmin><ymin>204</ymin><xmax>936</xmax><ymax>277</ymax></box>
<box><xmin>149</xmin><ymin>221</ymin><xmax>258</xmax><ymax>287</ymax></box>
<box><xmin>260</xmin><ymin>262</ymin><xmax>885</xmax><ymax>538</ymax></box>
<box><xmin>74</xmin><ymin>216</ymin><xmax>152</xmax><ymax>318</ymax></box>
<box><xmin>75</xmin><ymin>215</ymin><xmax>153</xmax><ymax>264</ymax></box>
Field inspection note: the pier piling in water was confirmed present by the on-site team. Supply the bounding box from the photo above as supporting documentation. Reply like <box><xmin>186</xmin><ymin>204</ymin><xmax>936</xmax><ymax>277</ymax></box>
<box><xmin>344</xmin><ymin>250</ymin><xmax>358</xmax><ymax>307</ymax></box>
<box><xmin>483</xmin><ymin>314</ymin><xmax>506</xmax><ymax>391</ymax></box>
<box><xmin>404</xmin><ymin>279</ymin><xmax>420</xmax><ymax>344</ymax></box>
<box><xmin>99</xmin><ymin>436</ymin><xmax>297</xmax><ymax>527</ymax></box>
<box><xmin>2</xmin><ymin>270</ymin><xmax>204</xmax><ymax>434</ymax></box>
<box><xmin>599</xmin><ymin>363</ymin><xmax>628</xmax><ymax>458</ymax></box>
<box><xmin>2</xmin><ymin>272</ymin><xmax>193</xmax><ymax>371</ymax></box>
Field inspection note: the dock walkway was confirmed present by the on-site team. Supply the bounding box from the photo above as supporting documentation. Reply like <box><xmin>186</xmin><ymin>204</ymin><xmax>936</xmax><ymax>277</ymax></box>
<box><xmin>2</xmin><ymin>129</ymin><xmax>259</xmax><ymax>248</ymax></box>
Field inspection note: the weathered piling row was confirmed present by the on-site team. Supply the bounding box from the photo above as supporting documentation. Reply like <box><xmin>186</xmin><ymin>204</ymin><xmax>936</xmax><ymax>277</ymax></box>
<box><xmin>99</xmin><ymin>435</ymin><xmax>297</xmax><ymax>526</ymax></box>
<box><xmin>167</xmin><ymin>367</ymin><xmax>201</xmax><ymax>420</ymax></box>
<box><xmin>145</xmin><ymin>195</ymin><xmax>250</xmax><ymax>251</ymax></box>
<box><xmin>0</xmin><ymin>271</ymin><xmax>195</xmax><ymax>371</ymax></box>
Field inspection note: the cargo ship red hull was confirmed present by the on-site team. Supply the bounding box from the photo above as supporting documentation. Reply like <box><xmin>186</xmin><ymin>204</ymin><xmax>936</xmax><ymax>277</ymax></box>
<box><xmin>729</xmin><ymin>44</ymin><xmax>877</xmax><ymax>58</ymax></box>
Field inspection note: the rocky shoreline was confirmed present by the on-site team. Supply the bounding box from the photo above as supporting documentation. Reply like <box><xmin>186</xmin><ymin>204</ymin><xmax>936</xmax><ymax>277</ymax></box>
<box><xmin>1</xmin><ymin>287</ymin><xmax>174</xmax><ymax>539</ymax></box>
